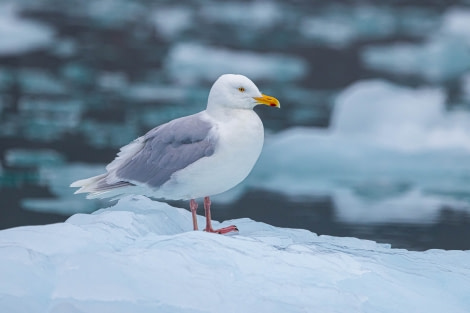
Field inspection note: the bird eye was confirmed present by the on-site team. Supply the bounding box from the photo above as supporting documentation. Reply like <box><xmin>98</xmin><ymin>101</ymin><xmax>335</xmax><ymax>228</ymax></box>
<box><xmin>238</xmin><ymin>87</ymin><xmax>245</xmax><ymax>92</ymax></box>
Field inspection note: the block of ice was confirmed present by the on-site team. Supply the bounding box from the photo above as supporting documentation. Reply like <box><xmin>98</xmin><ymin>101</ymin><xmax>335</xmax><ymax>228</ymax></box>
<box><xmin>0</xmin><ymin>3</ymin><xmax>55</xmax><ymax>56</ymax></box>
<box><xmin>0</xmin><ymin>196</ymin><xmax>469</xmax><ymax>313</ymax></box>
<box><xmin>165</xmin><ymin>43</ymin><xmax>308</xmax><ymax>84</ymax></box>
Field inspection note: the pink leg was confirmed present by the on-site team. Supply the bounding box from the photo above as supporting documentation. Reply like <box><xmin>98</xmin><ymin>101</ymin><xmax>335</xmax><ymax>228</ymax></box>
<box><xmin>190</xmin><ymin>199</ymin><xmax>198</xmax><ymax>231</ymax></box>
<box><xmin>203</xmin><ymin>196</ymin><xmax>238</xmax><ymax>234</ymax></box>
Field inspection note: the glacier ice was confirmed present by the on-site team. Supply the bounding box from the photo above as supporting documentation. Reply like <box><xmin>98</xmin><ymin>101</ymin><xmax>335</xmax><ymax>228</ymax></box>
<box><xmin>0</xmin><ymin>196</ymin><xmax>469</xmax><ymax>313</ymax></box>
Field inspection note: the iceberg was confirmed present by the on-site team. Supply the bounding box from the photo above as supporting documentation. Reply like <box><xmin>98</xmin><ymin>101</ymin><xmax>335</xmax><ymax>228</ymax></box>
<box><xmin>1</xmin><ymin>196</ymin><xmax>469</xmax><ymax>313</ymax></box>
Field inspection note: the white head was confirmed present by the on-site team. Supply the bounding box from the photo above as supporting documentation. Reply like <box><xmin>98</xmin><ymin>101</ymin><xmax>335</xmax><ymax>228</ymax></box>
<box><xmin>206</xmin><ymin>74</ymin><xmax>280</xmax><ymax>112</ymax></box>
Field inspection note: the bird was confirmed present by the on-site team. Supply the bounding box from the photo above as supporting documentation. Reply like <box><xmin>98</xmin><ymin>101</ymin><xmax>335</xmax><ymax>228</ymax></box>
<box><xmin>71</xmin><ymin>74</ymin><xmax>280</xmax><ymax>234</ymax></box>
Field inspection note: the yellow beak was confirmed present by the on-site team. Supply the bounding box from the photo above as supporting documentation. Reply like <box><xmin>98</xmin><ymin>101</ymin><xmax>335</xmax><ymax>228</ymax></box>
<box><xmin>253</xmin><ymin>94</ymin><xmax>280</xmax><ymax>108</ymax></box>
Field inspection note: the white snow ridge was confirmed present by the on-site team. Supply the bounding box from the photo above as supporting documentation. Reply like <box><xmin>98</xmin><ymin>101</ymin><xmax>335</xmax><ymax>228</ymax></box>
<box><xmin>1</xmin><ymin>196</ymin><xmax>469</xmax><ymax>313</ymax></box>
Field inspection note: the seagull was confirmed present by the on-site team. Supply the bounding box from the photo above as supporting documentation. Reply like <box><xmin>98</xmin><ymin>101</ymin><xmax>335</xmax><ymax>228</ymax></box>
<box><xmin>71</xmin><ymin>74</ymin><xmax>280</xmax><ymax>234</ymax></box>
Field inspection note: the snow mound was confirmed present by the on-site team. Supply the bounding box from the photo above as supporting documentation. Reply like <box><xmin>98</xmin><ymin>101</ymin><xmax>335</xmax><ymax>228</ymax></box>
<box><xmin>1</xmin><ymin>196</ymin><xmax>470</xmax><ymax>313</ymax></box>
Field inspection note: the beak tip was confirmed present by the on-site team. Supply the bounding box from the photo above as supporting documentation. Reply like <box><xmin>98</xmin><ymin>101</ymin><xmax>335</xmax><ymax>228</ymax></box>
<box><xmin>254</xmin><ymin>94</ymin><xmax>280</xmax><ymax>108</ymax></box>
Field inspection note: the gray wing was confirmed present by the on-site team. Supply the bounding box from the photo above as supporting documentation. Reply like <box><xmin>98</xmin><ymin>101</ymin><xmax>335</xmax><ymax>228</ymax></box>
<box><xmin>115</xmin><ymin>114</ymin><xmax>217</xmax><ymax>188</ymax></box>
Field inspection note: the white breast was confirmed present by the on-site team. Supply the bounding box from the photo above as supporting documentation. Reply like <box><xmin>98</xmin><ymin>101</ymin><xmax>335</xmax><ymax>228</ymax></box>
<box><xmin>157</xmin><ymin>110</ymin><xmax>264</xmax><ymax>200</ymax></box>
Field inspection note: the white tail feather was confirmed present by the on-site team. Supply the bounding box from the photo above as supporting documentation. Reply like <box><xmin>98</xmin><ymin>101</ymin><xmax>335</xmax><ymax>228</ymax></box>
<box><xmin>70</xmin><ymin>174</ymin><xmax>107</xmax><ymax>194</ymax></box>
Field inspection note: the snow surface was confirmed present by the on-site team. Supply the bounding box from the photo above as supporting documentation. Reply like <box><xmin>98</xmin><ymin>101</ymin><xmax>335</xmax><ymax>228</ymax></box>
<box><xmin>1</xmin><ymin>196</ymin><xmax>469</xmax><ymax>313</ymax></box>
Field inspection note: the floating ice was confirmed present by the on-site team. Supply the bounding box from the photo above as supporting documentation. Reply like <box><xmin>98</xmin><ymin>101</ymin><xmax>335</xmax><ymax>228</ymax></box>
<box><xmin>125</xmin><ymin>83</ymin><xmax>188</xmax><ymax>103</ymax></box>
<box><xmin>361</xmin><ymin>38</ymin><xmax>470</xmax><ymax>82</ymax></box>
<box><xmin>17</xmin><ymin>69</ymin><xmax>68</xmax><ymax>95</ymax></box>
<box><xmin>84</xmin><ymin>0</ymin><xmax>145</xmax><ymax>27</ymax></box>
<box><xmin>152</xmin><ymin>7</ymin><xmax>193</xmax><ymax>39</ymax></box>
<box><xmin>440</xmin><ymin>7</ymin><xmax>470</xmax><ymax>44</ymax></box>
<box><xmin>299</xmin><ymin>5</ymin><xmax>438</xmax><ymax>48</ymax></box>
<box><xmin>165</xmin><ymin>43</ymin><xmax>308</xmax><ymax>84</ymax></box>
<box><xmin>17</xmin><ymin>98</ymin><xmax>83</xmax><ymax>141</ymax></box>
<box><xmin>300</xmin><ymin>6</ymin><xmax>394</xmax><ymax>48</ymax></box>
<box><xmin>0</xmin><ymin>196</ymin><xmax>469</xmax><ymax>313</ymax></box>
<box><xmin>0</xmin><ymin>3</ymin><xmax>55</xmax><ymax>55</ymax></box>
<box><xmin>331</xmin><ymin>80</ymin><xmax>470</xmax><ymax>151</ymax></box>
<box><xmin>200</xmin><ymin>2</ymin><xmax>282</xmax><ymax>30</ymax></box>
<box><xmin>22</xmin><ymin>164</ymin><xmax>104</xmax><ymax>215</ymax></box>
<box><xmin>97</xmin><ymin>72</ymin><xmax>128</xmax><ymax>91</ymax></box>
<box><xmin>360</xmin><ymin>6</ymin><xmax>470</xmax><ymax>82</ymax></box>
<box><xmin>79</xmin><ymin>120</ymin><xmax>139</xmax><ymax>148</ymax></box>
<box><xmin>5</xmin><ymin>149</ymin><xmax>65</xmax><ymax>168</ymax></box>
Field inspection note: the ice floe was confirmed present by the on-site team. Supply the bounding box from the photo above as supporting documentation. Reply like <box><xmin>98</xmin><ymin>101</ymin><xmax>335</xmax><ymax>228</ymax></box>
<box><xmin>0</xmin><ymin>196</ymin><xmax>469</xmax><ymax>313</ymax></box>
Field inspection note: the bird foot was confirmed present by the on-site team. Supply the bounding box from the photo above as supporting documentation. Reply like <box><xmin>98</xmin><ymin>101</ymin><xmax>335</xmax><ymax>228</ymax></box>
<box><xmin>204</xmin><ymin>225</ymin><xmax>239</xmax><ymax>235</ymax></box>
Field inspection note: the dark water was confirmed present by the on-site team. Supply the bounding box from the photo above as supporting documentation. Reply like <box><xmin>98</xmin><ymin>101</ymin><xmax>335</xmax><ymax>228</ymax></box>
<box><xmin>1</xmin><ymin>0</ymin><xmax>470</xmax><ymax>251</ymax></box>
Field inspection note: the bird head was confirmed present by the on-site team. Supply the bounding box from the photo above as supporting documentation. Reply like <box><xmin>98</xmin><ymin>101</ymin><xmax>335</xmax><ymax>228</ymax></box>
<box><xmin>207</xmin><ymin>74</ymin><xmax>280</xmax><ymax>111</ymax></box>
